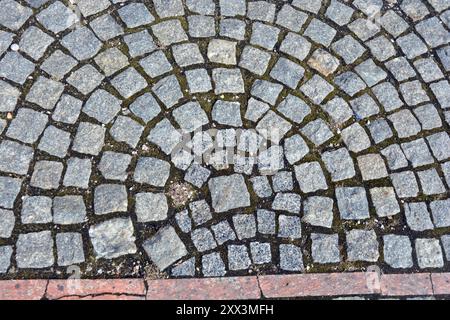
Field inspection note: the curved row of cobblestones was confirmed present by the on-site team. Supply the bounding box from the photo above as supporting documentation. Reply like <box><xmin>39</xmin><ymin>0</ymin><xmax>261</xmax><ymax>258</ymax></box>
<box><xmin>0</xmin><ymin>0</ymin><xmax>449</xmax><ymax>279</ymax></box>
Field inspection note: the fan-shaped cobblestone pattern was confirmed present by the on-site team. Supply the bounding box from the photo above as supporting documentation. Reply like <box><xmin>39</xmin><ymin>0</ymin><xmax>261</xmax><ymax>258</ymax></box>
<box><xmin>0</xmin><ymin>0</ymin><xmax>449</xmax><ymax>279</ymax></box>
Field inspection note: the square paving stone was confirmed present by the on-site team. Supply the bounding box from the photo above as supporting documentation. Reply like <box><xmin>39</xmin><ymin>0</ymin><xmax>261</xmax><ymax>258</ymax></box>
<box><xmin>390</xmin><ymin>171</ymin><xmax>420</xmax><ymax>198</ymax></box>
<box><xmin>321</xmin><ymin>148</ymin><xmax>356</xmax><ymax>182</ymax></box>
<box><xmin>270</xmin><ymin>58</ymin><xmax>304</xmax><ymax>89</ymax></box>
<box><xmin>72</xmin><ymin>122</ymin><xmax>106</xmax><ymax>156</ymax></box>
<box><xmin>76</xmin><ymin>0</ymin><xmax>110</xmax><ymax>17</ymax></box>
<box><xmin>186</xmin><ymin>0</ymin><xmax>215</xmax><ymax>15</ymax></box>
<box><xmin>188</xmin><ymin>15</ymin><xmax>215</xmax><ymax>38</ymax></box>
<box><xmin>153</xmin><ymin>0</ymin><xmax>184</xmax><ymax>18</ymax></box>
<box><xmin>228</xmin><ymin>244</ymin><xmax>251</xmax><ymax>270</ymax></box>
<box><xmin>295</xmin><ymin>162</ymin><xmax>328</xmax><ymax>194</ymax></box>
<box><xmin>56</xmin><ymin>233</ymin><xmax>85</xmax><ymax>266</ymax></box>
<box><xmin>370</xmin><ymin>187</ymin><xmax>400</xmax><ymax>217</ymax></box>
<box><xmin>140</xmin><ymin>51</ymin><xmax>172</xmax><ymax>78</ymax></box>
<box><xmin>277</xmin><ymin>95</ymin><xmax>311</xmax><ymax>125</ymax></box>
<box><xmin>212</xmin><ymin>100</ymin><xmax>242</xmax><ymax>127</ymax></box>
<box><xmin>321</xmin><ymin>97</ymin><xmax>353</xmax><ymax>125</ymax></box>
<box><xmin>251</xmin><ymin>80</ymin><xmax>283</xmax><ymax>106</ymax></box>
<box><xmin>245</xmin><ymin>98</ymin><xmax>270</xmax><ymax>123</ymax></box>
<box><xmin>0</xmin><ymin>176</ymin><xmax>22</xmax><ymax>209</ymax></box>
<box><xmin>148</xmin><ymin>118</ymin><xmax>182</xmax><ymax>155</ymax></box>
<box><xmin>94</xmin><ymin>48</ymin><xmax>128</xmax><ymax>77</ymax></box>
<box><xmin>124</xmin><ymin>31</ymin><xmax>157</xmax><ymax>58</ymax></box>
<box><xmin>174</xmin><ymin>101</ymin><xmax>209</xmax><ymax>132</ymax></box>
<box><xmin>38</xmin><ymin>126</ymin><xmax>71</xmax><ymax>158</ymax></box>
<box><xmin>19</xmin><ymin>26</ymin><xmax>54</xmax><ymax>61</ymax></box>
<box><xmin>175</xmin><ymin>210</ymin><xmax>192</xmax><ymax>233</ymax></box>
<box><xmin>380</xmin><ymin>10</ymin><xmax>409</xmax><ymax>37</ymax></box>
<box><xmin>354</xmin><ymin>59</ymin><xmax>387</xmax><ymax>87</ymax></box>
<box><xmin>284</xmin><ymin>134</ymin><xmax>309</xmax><ymax>165</ymax></box>
<box><xmin>418</xmin><ymin>169</ymin><xmax>446</xmax><ymax>195</ymax></box>
<box><xmin>336</xmin><ymin>187</ymin><xmax>370</xmax><ymax>220</ymax></box>
<box><xmin>300</xmin><ymin>119</ymin><xmax>334</xmax><ymax>146</ymax></box>
<box><xmin>357</xmin><ymin>154</ymin><xmax>388</xmax><ymax>181</ymax></box>
<box><xmin>118</xmin><ymin>3</ymin><xmax>154</xmax><ymax>28</ymax></box>
<box><xmin>397</xmin><ymin>33</ymin><xmax>428</xmax><ymax>59</ymax></box>
<box><xmin>41</xmin><ymin>50</ymin><xmax>77</xmax><ymax>80</ymax></box>
<box><xmin>98</xmin><ymin>151</ymin><xmax>131</xmax><ymax>181</ymax></box>
<box><xmin>311</xmin><ymin>233</ymin><xmax>340</xmax><ymax>264</ymax></box>
<box><xmin>372</xmin><ymin>82</ymin><xmax>404</xmax><ymax>112</ymax></box>
<box><xmin>191</xmin><ymin>227</ymin><xmax>217</xmax><ymax>252</ymax></box>
<box><xmin>61</xmin><ymin>27</ymin><xmax>102</xmax><ymax>61</ymax></box>
<box><xmin>272</xmin><ymin>193</ymin><xmax>302</xmax><ymax>214</ymax></box>
<box><xmin>213</xmin><ymin>68</ymin><xmax>245</xmax><ymax>94</ymax></box>
<box><xmin>211</xmin><ymin>220</ymin><xmax>236</xmax><ymax>245</ymax></box>
<box><xmin>0</xmin><ymin>246</ymin><xmax>12</xmax><ymax>274</ymax></box>
<box><xmin>348</xmin><ymin>18</ymin><xmax>380</xmax><ymax>41</ymax></box>
<box><xmin>385</xmin><ymin>57</ymin><xmax>417</xmax><ymax>82</ymax></box>
<box><xmin>144</xmin><ymin>225</ymin><xmax>187</xmax><ymax>271</ymax></box>
<box><xmin>279</xmin><ymin>244</ymin><xmax>303</xmax><ymax>271</ymax></box>
<box><xmin>341</xmin><ymin>123</ymin><xmax>371</xmax><ymax>153</ymax></box>
<box><xmin>152</xmin><ymin>75</ymin><xmax>184</xmax><ymax>108</ymax></box>
<box><xmin>430</xmin><ymin>80</ymin><xmax>450</xmax><ymax>109</ymax></box>
<box><xmin>256</xmin><ymin>209</ymin><xmax>275</xmax><ymax>235</ymax></box>
<box><xmin>134</xmin><ymin>157</ymin><xmax>171</xmax><ymax>187</ymax></box>
<box><xmin>173</xmin><ymin>43</ymin><xmax>204</xmax><ymax>67</ymax></box>
<box><xmin>89</xmin><ymin>217</ymin><xmax>137</xmax><ymax>259</ymax></box>
<box><xmin>219</xmin><ymin>0</ymin><xmax>246</xmax><ymax>16</ymax></box>
<box><xmin>415</xmin><ymin>238</ymin><xmax>444</xmax><ymax>268</ymax></box>
<box><xmin>401</xmin><ymin>0</ymin><xmax>430</xmax><ymax>21</ymax></box>
<box><xmin>0</xmin><ymin>52</ymin><xmax>35</xmax><ymax>85</ymax></box>
<box><xmin>83</xmin><ymin>89</ymin><xmax>121</xmax><ymax>124</ymax></box>
<box><xmin>280</xmin><ymin>32</ymin><xmax>311</xmax><ymax>61</ymax></box>
<box><xmin>110</xmin><ymin>116</ymin><xmax>144</xmax><ymax>148</ymax></box>
<box><xmin>26</xmin><ymin>76</ymin><xmax>64</xmax><ymax>110</ymax></box>
<box><xmin>189</xmin><ymin>199</ymin><xmax>212</xmax><ymax>226</ymax></box>
<box><xmin>250</xmin><ymin>242</ymin><xmax>271</xmax><ymax>264</ymax></box>
<box><xmin>233</xmin><ymin>214</ymin><xmax>256</xmax><ymax>240</ymax></box>
<box><xmin>272</xmin><ymin>171</ymin><xmax>294</xmax><ymax>192</ymax></box>
<box><xmin>414</xmin><ymin>58</ymin><xmax>444</xmax><ymax>83</ymax></box>
<box><xmin>276</xmin><ymin>4</ymin><xmax>308</xmax><ymax>32</ymax></box>
<box><xmin>292</xmin><ymin>0</ymin><xmax>322</xmax><ymax>13</ymax></box>
<box><xmin>416</xmin><ymin>17</ymin><xmax>450</xmax><ymax>48</ymax></box>
<box><xmin>63</xmin><ymin>157</ymin><xmax>91</xmax><ymax>189</ymax></box>
<box><xmin>0</xmin><ymin>140</ymin><xmax>33</xmax><ymax>175</ymax></box>
<box><xmin>185</xmin><ymin>163</ymin><xmax>211</xmax><ymax>188</ymax></box>
<box><xmin>0</xmin><ymin>0</ymin><xmax>32</xmax><ymax>30</ymax></box>
<box><xmin>250</xmin><ymin>22</ymin><xmax>280</xmax><ymax>50</ymax></box>
<box><xmin>0</xmin><ymin>80</ymin><xmax>20</xmax><ymax>112</ymax></box>
<box><xmin>220</xmin><ymin>18</ymin><xmax>246</xmax><ymax>40</ymax></box>
<box><xmin>427</xmin><ymin>132</ymin><xmax>450</xmax><ymax>161</ymax></box>
<box><xmin>367</xmin><ymin>119</ymin><xmax>393</xmax><ymax>144</ymax></box>
<box><xmin>404</xmin><ymin>202</ymin><xmax>434</xmax><ymax>232</ymax></box>
<box><xmin>401</xmin><ymin>138</ymin><xmax>434</xmax><ymax>168</ymax></box>
<box><xmin>326</xmin><ymin>0</ymin><xmax>354</xmax><ymax>26</ymax></box>
<box><xmin>383</xmin><ymin>235</ymin><xmax>413</xmax><ymax>269</ymax></box>
<box><xmin>334</xmin><ymin>72</ymin><xmax>366</xmax><ymax>97</ymax></box>
<box><xmin>247</xmin><ymin>1</ymin><xmax>276</xmax><ymax>22</ymax></box>
<box><xmin>135</xmin><ymin>192</ymin><xmax>168</xmax><ymax>223</ymax></box>
<box><xmin>400</xmin><ymin>81</ymin><xmax>430</xmax><ymax>106</ymax></box>
<box><xmin>430</xmin><ymin>199</ymin><xmax>450</xmax><ymax>228</ymax></box>
<box><xmin>304</xmin><ymin>19</ymin><xmax>337</xmax><ymax>47</ymax></box>
<box><xmin>94</xmin><ymin>184</ymin><xmax>128</xmax><ymax>215</ymax></box>
<box><xmin>251</xmin><ymin>176</ymin><xmax>273</xmax><ymax>198</ymax></box>
<box><xmin>350</xmin><ymin>94</ymin><xmax>380</xmax><ymax>120</ymax></box>
<box><xmin>209</xmin><ymin>174</ymin><xmax>250</xmax><ymax>213</ymax></box>
<box><xmin>90</xmin><ymin>14</ymin><xmax>124</xmax><ymax>41</ymax></box>
<box><xmin>308</xmin><ymin>49</ymin><xmax>340</xmax><ymax>77</ymax></box>
<box><xmin>0</xmin><ymin>209</ymin><xmax>14</xmax><ymax>238</ymax></box>
<box><xmin>332</xmin><ymin>35</ymin><xmax>366</xmax><ymax>64</ymax></box>
<box><xmin>36</xmin><ymin>1</ymin><xmax>78</xmax><ymax>33</ymax></box>
<box><xmin>152</xmin><ymin>20</ymin><xmax>188</xmax><ymax>46</ymax></box>
<box><xmin>202</xmin><ymin>253</ymin><xmax>226</xmax><ymax>277</ymax></box>
<box><xmin>239</xmin><ymin>45</ymin><xmax>272</xmax><ymax>76</ymax></box>
<box><xmin>16</xmin><ymin>231</ymin><xmax>54</xmax><ymax>269</ymax></box>
<box><xmin>67</xmin><ymin>65</ymin><xmax>104</xmax><ymax>95</ymax></box>
<box><xmin>53</xmin><ymin>195</ymin><xmax>86</xmax><ymax>225</ymax></box>
<box><xmin>366</xmin><ymin>36</ymin><xmax>396</xmax><ymax>62</ymax></box>
<box><xmin>111</xmin><ymin>67</ymin><xmax>147</xmax><ymax>99</ymax></box>
<box><xmin>303</xmin><ymin>196</ymin><xmax>334</xmax><ymax>229</ymax></box>
<box><xmin>21</xmin><ymin>196</ymin><xmax>52</xmax><ymax>224</ymax></box>
<box><xmin>208</xmin><ymin>39</ymin><xmax>237</xmax><ymax>65</ymax></box>
<box><xmin>30</xmin><ymin>161</ymin><xmax>63</xmax><ymax>190</ymax></box>
<box><xmin>278</xmin><ymin>215</ymin><xmax>301</xmax><ymax>239</ymax></box>
<box><xmin>185</xmin><ymin>69</ymin><xmax>212</xmax><ymax>93</ymax></box>
<box><xmin>346</xmin><ymin>229</ymin><xmax>379</xmax><ymax>262</ymax></box>
<box><xmin>130</xmin><ymin>93</ymin><xmax>161</xmax><ymax>123</ymax></box>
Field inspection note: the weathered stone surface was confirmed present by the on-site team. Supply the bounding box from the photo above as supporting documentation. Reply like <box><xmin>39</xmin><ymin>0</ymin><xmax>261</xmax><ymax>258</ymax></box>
<box><xmin>209</xmin><ymin>174</ymin><xmax>250</xmax><ymax>213</ymax></box>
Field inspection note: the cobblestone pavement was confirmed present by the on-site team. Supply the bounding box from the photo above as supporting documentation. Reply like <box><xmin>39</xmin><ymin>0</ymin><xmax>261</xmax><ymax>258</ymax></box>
<box><xmin>0</xmin><ymin>0</ymin><xmax>449</xmax><ymax>280</ymax></box>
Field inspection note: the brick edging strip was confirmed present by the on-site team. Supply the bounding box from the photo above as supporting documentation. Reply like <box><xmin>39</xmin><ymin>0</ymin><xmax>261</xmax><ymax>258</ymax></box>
<box><xmin>0</xmin><ymin>273</ymin><xmax>449</xmax><ymax>300</ymax></box>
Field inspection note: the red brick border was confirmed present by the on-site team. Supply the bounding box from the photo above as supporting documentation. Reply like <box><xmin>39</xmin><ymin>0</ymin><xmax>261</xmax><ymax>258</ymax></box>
<box><xmin>1</xmin><ymin>273</ymin><xmax>450</xmax><ymax>300</ymax></box>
